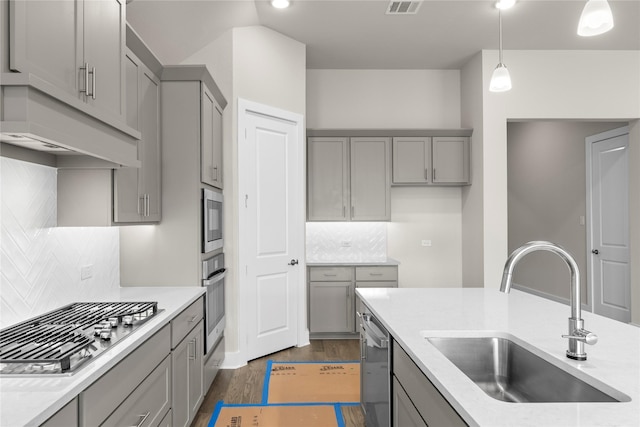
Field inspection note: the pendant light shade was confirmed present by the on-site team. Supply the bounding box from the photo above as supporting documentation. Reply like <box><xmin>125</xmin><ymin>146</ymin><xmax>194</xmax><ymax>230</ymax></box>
<box><xmin>271</xmin><ymin>0</ymin><xmax>290</xmax><ymax>9</ymax></box>
<box><xmin>578</xmin><ymin>0</ymin><xmax>614</xmax><ymax>37</ymax></box>
<box><xmin>490</xmin><ymin>63</ymin><xmax>512</xmax><ymax>92</ymax></box>
<box><xmin>489</xmin><ymin>7</ymin><xmax>512</xmax><ymax>93</ymax></box>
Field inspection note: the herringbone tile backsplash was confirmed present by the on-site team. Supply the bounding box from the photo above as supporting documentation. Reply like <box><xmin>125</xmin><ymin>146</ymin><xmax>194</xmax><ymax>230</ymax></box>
<box><xmin>1</xmin><ymin>158</ymin><xmax>120</xmax><ymax>328</ymax></box>
<box><xmin>306</xmin><ymin>222</ymin><xmax>387</xmax><ymax>263</ymax></box>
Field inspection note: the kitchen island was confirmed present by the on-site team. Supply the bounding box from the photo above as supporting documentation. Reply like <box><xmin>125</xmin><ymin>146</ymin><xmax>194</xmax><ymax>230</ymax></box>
<box><xmin>356</xmin><ymin>288</ymin><xmax>640</xmax><ymax>427</ymax></box>
<box><xmin>0</xmin><ymin>286</ymin><xmax>205</xmax><ymax>427</ymax></box>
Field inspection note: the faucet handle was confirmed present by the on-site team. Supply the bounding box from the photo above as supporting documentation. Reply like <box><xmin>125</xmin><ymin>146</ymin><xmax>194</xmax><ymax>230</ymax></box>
<box><xmin>562</xmin><ymin>329</ymin><xmax>598</xmax><ymax>345</ymax></box>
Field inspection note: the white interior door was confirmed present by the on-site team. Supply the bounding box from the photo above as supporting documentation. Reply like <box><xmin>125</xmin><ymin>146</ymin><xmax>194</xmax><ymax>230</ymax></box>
<box><xmin>588</xmin><ymin>127</ymin><xmax>631</xmax><ymax>323</ymax></box>
<box><xmin>239</xmin><ymin>100</ymin><xmax>305</xmax><ymax>361</ymax></box>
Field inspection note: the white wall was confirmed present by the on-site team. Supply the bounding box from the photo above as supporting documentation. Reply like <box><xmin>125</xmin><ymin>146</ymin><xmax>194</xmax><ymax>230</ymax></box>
<box><xmin>306</xmin><ymin>69</ymin><xmax>463</xmax><ymax>288</ymax></box>
<box><xmin>0</xmin><ymin>158</ymin><xmax>120</xmax><ymax>327</ymax></box>
<box><xmin>461</xmin><ymin>49</ymin><xmax>640</xmax><ymax>322</ymax></box>
<box><xmin>182</xmin><ymin>26</ymin><xmax>306</xmax><ymax>357</ymax></box>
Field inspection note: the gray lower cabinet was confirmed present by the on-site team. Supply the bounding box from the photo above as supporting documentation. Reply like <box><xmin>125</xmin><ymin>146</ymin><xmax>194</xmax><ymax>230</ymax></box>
<box><xmin>80</xmin><ymin>324</ymin><xmax>172</xmax><ymax>426</ymax></box>
<box><xmin>392</xmin><ymin>136</ymin><xmax>470</xmax><ymax>185</ymax></box>
<box><xmin>392</xmin><ymin>341</ymin><xmax>467</xmax><ymax>427</ymax></box>
<box><xmin>309</xmin><ymin>281</ymin><xmax>355</xmax><ymax>333</ymax></box>
<box><xmin>309</xmin><ymin>265</ymin><xmax>397</xmax><ymax>337</ymax></box>
<box><xmin>40</xmin><ymin>397</ymin><xmax>78</xmax><ymax>427</ymax></box>
<box><xmin>172</xmin><ymin>320</ymin><xmax>204</xmax><ymax>427</ymax></box>
<box><xmin>392</xmin><ymin>377</ymin><xmax>427</xmax><ymax>427</ymax></box>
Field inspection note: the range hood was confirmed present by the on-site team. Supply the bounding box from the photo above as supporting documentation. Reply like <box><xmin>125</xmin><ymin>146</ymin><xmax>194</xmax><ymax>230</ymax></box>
<box><xmin>1</xmin><ymin>74</ymin><xmax>140</xmax><ymax>168</ymax></box>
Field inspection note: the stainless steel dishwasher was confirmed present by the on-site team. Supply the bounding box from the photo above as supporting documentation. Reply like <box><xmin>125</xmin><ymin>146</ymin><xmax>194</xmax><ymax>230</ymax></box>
<box><xmin>359</xmin><ymin>309</ymin><xmax>390</xmax><ymax>427</ymax></box>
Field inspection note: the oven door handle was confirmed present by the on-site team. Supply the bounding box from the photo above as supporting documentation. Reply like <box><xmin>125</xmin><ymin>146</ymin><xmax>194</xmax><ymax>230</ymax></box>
<box><xmin>203</xmin><ymin>270</ymin><xmax>226</xmax><ymax>286</ymax></box>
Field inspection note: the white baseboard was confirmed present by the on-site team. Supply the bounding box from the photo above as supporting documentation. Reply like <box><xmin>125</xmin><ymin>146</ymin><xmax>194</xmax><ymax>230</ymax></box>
<box><xmin>220</xmin><ymin>350</ymin><xmax>247</xmax><ymax>369</ymax></box>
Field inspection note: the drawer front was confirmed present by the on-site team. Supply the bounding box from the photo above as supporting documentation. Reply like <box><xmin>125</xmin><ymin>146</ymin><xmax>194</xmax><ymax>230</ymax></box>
<box><xmin>392</xmin><ymin>341</ymin><xmax>466</xmax><ymax>427</ymax></box>
<box><xmin>356</xmin><ymin>280</ymin><xmax>397</xmax><ymax>288</ymax></box>
<box><xmin>81</xmin><ymin>324</ymin><xmax>171</xmax><ymax>427</ymax></box>
<box><xmin>41</xmin><ymin>397</ymin><xmax>78</xmax><ymax>427</ymax></box>
<box><xmin>309</xmin><ymin>267</ymin><xmax>353</xmax><ymax>281</ymax></box>
<box><xmin>356</xmin><ymin>266</ymin><xmax>398</xmax><ymax>281</ymax></box>
<box><xmin>101</xmin><ymin>355</ymin><xmax>171</xmax><ymax>427</ymax></box>
<box><xmin>171</xmin><ymin>297</ymin><xmax>204</xmax><ymax>349</ymax></box>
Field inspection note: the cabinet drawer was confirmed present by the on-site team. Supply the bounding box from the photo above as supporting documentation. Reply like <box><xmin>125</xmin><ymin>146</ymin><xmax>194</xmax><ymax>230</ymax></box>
<box><xmin>393</xmin><ymin>341</ymin><xmax>466</xmax><ymax>427</ymax></box>
<box><xmin>101</xmin><ymin>355</ymin><xmax>171</xmax><ymax>427</ymax></box>
<box><xmin>171</xmin><ymin>298</ymin><xmax>204</xmax><ymax>349</ymax></box>
<box><xmin>356</xmin><ymin>266</ymin><xmax>398</xmax><ymax>281</ymax></box>
<box><xmin>41</xmin><ymin>397</ymin><xmax>78</xmax><ymax>427</ymax></box>
<box><xmin>356</xmin><ymin>281</ymin><xmax>397</xmax><ymax>288</ymax></box>
<box><xmin>81</xmin><ymin>324</ymin><xmax>171</xmax><ymax>427</ymax></box>
<box><xmin>309</xmin><ymin>267</ymin><xmax>353</xmax><ymax>281</ymax></box>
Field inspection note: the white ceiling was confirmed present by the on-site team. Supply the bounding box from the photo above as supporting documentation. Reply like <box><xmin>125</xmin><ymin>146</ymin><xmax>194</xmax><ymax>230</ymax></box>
<box><xmin>127</xmin><ymin>0</ymin><xmax>640</xmax><ymax>69</ymax></box>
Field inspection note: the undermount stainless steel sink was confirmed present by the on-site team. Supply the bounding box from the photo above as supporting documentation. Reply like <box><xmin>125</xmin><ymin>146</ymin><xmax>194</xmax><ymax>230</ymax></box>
<box><xmin>426</xmin><ymin>336</ymin><xmax>630</xmax><ymax>403</ymax></box>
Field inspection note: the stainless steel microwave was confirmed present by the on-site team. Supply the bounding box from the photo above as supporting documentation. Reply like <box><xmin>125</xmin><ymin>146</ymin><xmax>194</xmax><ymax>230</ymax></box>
<box><xmin>202</xmin><ymin>188</ymin><xmax>223</xmax><ymax>253</ymax></box>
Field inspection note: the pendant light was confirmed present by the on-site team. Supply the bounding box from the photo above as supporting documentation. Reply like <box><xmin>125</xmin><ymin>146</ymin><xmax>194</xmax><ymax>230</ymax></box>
<box><xmin>271</xmin><ymin>0</ymin><xmax>290</xmax><ymax>9</ymax></box>
<box><xmin>489</xmin><ymin>7</ymin><xmax>512</xmax><ymax>92</ymax></box>
<box><xmin>577</xmin><ymin>0</ymin><xmax>614</xmax><ymax>37</ymax></box>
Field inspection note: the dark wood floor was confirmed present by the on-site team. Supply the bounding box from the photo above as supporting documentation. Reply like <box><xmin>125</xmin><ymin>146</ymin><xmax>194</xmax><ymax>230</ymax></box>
<box><xmin>193</xmin><ymin>339</ymin><xmax>365</xmax><ymax>427</ymax></box>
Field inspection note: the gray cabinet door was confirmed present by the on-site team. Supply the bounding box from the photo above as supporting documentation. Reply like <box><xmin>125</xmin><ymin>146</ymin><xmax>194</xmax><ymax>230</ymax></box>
<box><xmin>392</xmin><ymin>137</ymin><xmax>431</xmax><ymax>184</ymax></box>
<box><xmin>41</xmin><ymin>397</ymin><xmax>78</xmax><ymax>427</ymax></box>
<box><xmin>432</xmin><ymin>137</ymin><xmax>470</xmax><ymax>184</ymax></box>
<box><xmin>309</xmin><ymin>282</ymin><xmax>355</xmax><ymax>333</ymax></box>
<box><xmin>392</xmin><ymin>377</ymin><xmax>427</xmax><ymax>427</ymax></box>
<box><xmin>82</xmin><ymin>0</ymin><xmax>125</xmax><ymax>120</ymax></box>
<box><xmin>201</xmin><ymin>85</ymin><xmax>223</xmax><ymax>188</ymax></box>
<box><xmin>114</xmin><ymin>50</ymin><xmax>161</xmax><ymax>223</ymax></box>
<box><xmin>307</xmin><ymin>137</ymin><xmax>350</xmax><ymax>220</ymax></box>
<box><xmin>8</xmin><ymin>0</ymin><xmax>81</xmax><ymax>98</ymax></box>
<box><xmin>350</xmin><ymin>137</ymin><xmax>391</xmax><ymax>221</ymax></box>
<box><xmin>172</xmin><ymin>321</ymin><xmax>204</xmax><ymax>427</ymax></box>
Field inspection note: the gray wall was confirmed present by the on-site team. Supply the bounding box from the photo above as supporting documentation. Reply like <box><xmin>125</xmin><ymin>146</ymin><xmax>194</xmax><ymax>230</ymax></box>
<box><xmin>507</xmin><ymin>121</ymin><xmax>622</xmax><ymax>305</ymax></box>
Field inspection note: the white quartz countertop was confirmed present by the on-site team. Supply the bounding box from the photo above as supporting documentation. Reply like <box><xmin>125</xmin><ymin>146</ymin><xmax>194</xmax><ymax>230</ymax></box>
<box><xmin>356</xmin><ymin>288</ymin><xmax>640</xmax><ymax>427</ymax></box>
<box><xmin>0</xmin><ymin>286</ymin><xmax>205</xmax><ymax>427</ymax></box>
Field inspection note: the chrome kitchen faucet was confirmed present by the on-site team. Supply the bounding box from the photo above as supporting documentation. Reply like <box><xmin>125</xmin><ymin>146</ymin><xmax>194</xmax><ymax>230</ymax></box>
<box><xmin>500</xmin><ymin>241</ymin><xmax>597</xmax><ymax>361</ymax></box>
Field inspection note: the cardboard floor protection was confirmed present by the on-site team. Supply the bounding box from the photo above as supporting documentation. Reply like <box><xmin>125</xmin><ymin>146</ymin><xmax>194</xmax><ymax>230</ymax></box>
<box><xmin>208</xmin><ymin>402</ymin><xmax>345</xmax><ymax>427</ymax></box>
<box><xmin>262</xmin><ymin>360</ymin><xmax>360</xmax><ymax>404</ymax></box>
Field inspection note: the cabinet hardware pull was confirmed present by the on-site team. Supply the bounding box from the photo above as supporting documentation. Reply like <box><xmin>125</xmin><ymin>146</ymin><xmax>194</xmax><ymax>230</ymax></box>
<box><xmin>189</xmin><ymin>339</ymin><xmax>197</xmax><ymax>360</ymax></box>
<box><xmin>433</xmin><ymin>168</ymin><xmax>436</xmax><ymax>181</ymax></box>
<box><xmin>369</xmin><ymin>273</ymin><xmax>383</xmax><ymax>276</ymax></box>
<box><xmin>133</xmin><ymin>411</ymin><xmax>151</xmax><ymax>427</ymax></box>
<box><xmin>425</xmin><ymin>168</ymin><xmax>428</xmax><ymax>181</ymax></box>
<box><xmin>188</xmin><ymin>315</ymin><xmax>198</xmax><ymax>323</ymax></box>
<box><xmin>90</xmin><ymin>67</ymin><xmax>96</xmax><ymax>99</ymax></box>
<box><xmin>145</xmin><ymin>194</ymin><xmax>150</xmax><ymax>217</ymax></box>
<box><xmin>80</xmin><ymin>63</ymin><xmax>90</xmax><ymax>96</ymax></box>
<box><xmin>213</xmin><ymin>166</ymin><xmax>218</xmax><ymax>181</ymax></box>
<box><xmin>323</xmin><ymin>273</ymin><xmax>337</xmax><ymax>277</ymax></box>
<box><xmin>342</xmin><ymin>206</ymin><xmax>346</xmax><ymax>217</ymax></box>
<box><xmin>138</xmin><ymin>196</ymin><xmax>144</xmax><ymax>215</ymax></box>
<box><xmin>352</xmin><ymin>206</ymin><xmax>355</xmax><ymax>218</ymax></box>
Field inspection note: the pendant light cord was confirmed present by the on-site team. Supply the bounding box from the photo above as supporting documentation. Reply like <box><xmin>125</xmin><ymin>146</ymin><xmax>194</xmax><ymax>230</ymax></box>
<box><xmin>498</xmin><ymin>8</ymin><xmax>504</xmax><ymax>64</ymax></box>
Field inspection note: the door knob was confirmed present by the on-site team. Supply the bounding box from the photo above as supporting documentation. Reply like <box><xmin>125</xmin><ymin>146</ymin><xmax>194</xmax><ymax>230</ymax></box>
<box><xmin>592</xmin><ymin>249</ymin><xmax>599</xmax><ymax>255</ymax></box>
<box><xmin>288</xmin><ymin>259</ymin><xmax>299</xmax><ymax>266</ymax></box>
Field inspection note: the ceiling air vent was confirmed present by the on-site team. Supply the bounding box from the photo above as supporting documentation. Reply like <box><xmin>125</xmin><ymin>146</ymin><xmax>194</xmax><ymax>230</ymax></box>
<box><xmin>386</xmin><ymin>1</ymin><xmax>422</xmax><ymax>15</ymax></box>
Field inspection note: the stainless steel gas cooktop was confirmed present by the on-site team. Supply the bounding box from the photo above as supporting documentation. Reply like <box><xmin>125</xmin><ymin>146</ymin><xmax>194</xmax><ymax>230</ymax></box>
<box><xmin>0</xmin><ymin>302</ymin><xmax>159</xmax><ymax>376</ymax></box>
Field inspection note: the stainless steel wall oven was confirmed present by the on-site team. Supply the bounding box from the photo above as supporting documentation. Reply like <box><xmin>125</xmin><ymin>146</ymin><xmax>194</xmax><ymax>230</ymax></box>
<box><xmin>202</xmin><ymin>253</ymin><xmax>225</xmax><ymax>355</ymax></box>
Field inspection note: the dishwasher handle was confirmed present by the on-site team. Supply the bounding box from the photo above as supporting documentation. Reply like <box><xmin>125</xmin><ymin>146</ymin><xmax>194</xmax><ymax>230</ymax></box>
<box><xmin>362</xmin><ymin>317</ymin><xmax>389</xmax><ymax>349</ymax></box>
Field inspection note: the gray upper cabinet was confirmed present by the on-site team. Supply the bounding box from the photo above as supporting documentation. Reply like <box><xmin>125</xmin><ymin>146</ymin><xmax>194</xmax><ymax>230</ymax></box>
<box><xmin>392</xmin><ymin>137</ymin><xmax>431</xmax><ymax>184</ymax></box>
<box><xmin>307</xmin><ymin>137</ymin><xmax>350</xmax><ymax>221</ymax></box>
<box><xmin>392</xmin><ymin>136</ymin><xmax>470</xmax><ymax>185</ymax></box>
<box><xmin>307</xmin><ymin>137</ymin><xmax>391</xmax><ymax>221</ymax></box>
<box><xmin>432</xmin><ymin>137</ymin><xmax>470</xmax><ymax>184</ymax></box>
<box><xmin>201</xmin><ymin>85</ymin><xmax>223</xmax><ymax>189</ymax></box>
<box><xmin>351</xmin><ymin>137</ymin><xmax>392</xmax><ymax>221</ymax></box>
<box><xmin>9</xmin><ymin>0</ymin><xmax>126</xmax><ymax>121</ymax></box>
<box><xmin>114</xmin><ymin>49</ymin><xmax>161</xmax><ymax>223</ymax></box>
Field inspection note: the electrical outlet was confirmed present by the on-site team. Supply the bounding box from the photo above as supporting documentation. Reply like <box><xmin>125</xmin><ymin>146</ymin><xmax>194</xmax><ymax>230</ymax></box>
<box><xmin>81</xmin><ymin>265</ymin><xmax>94</xmax><ymax>281</ymax></box>
<box><xmin>340</xmin><ymin>240</ymin><xmax>352</xmax><ymax>248</ymax></box>
<box><xmin>421</xmin><ymin>240</ymin><xmax>432</xmax><ymax>247</ymax></box>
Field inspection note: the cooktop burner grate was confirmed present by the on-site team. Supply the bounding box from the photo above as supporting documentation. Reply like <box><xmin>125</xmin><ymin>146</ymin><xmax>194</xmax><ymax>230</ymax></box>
<box><xmin>0</xmin><ymin>302</ymin><xmax>158</xmax><ymax>374</ymax></box>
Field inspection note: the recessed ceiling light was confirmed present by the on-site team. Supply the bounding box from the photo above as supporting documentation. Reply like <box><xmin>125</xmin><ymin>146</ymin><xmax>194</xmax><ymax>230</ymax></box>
<box><xmin>495</xmin><ymin>0</ymin><xmax>515</xmax><ymax>10</ymax></box>
<box><xmin>271</xmin><ymin>0</ymin><xmax>290</xmax><ymax>9</ymax></box>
